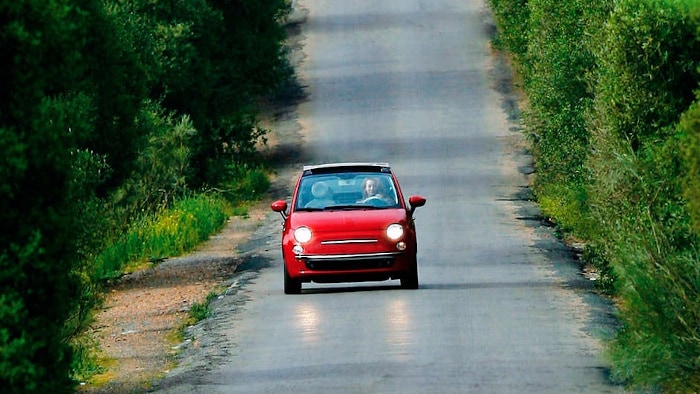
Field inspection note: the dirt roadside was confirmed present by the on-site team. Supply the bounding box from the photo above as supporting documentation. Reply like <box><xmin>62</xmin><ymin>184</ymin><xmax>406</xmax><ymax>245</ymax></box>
<box><xmin>78</xmin><ymin>205</ymin><xmax>271</xmax><ymax>393</ymax></box>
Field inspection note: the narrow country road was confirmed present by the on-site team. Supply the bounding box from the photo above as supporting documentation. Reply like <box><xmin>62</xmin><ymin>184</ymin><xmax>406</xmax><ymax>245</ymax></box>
<box><xmin>152</xmin><ymin>0</ymin><xmax>623</xmax><ymax>392</ymax></box>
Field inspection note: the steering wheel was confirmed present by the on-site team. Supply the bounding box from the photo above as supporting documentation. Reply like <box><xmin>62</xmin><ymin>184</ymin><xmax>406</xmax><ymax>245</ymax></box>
<box><xmin>362</xmin><ymin>196</ymin><xmax>387</xmax><ymax>206</ymax></box>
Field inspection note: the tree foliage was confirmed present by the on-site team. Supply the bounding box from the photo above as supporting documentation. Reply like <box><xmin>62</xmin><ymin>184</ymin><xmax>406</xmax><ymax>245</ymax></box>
<box><xmin>0</xmin><ymin>0</ymin><xmax>291</xmax><ymax>390</ymax></box>
<box><xmin>0</xmin><ymin>1</ymin><xmax>99</xmax><ymax>391</ymax></box>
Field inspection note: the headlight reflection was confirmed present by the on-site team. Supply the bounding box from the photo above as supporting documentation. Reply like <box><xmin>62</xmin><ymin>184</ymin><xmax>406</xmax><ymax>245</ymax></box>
<box><xmin>294</xmin><ymin>303</ymin><xmax>320</xmax><ymax>344</ymax></box>
<box><xmin>385</xmin><ymin>299</ymin><xmax>412</xmax><ymax>360</ymax></box>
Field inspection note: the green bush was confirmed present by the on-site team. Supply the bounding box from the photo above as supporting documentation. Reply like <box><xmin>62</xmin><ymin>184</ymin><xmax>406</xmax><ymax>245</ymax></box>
<box><xmin>681</xmin><ymin>98</ymin><xmax>700</xmax><ymax>234</ymax></box>
<box><xmin>223</xmin><ymin>164</ymin><xmax>272</xmax><ymax>203</ymax></box>
<box><xmin>586</xmin><ymin>0</ymin><xmax>697</xmax><ymax>151</ymax></box>
<box><xmin>121</xmin><ymin>0</ymin><xmax>292</xmax><ymax>187</ymax></box>
<box><xmin>608</xmin><ymin>233</ymin><xmax>700</xmax><ymax>391</ymax></box>
<box><xmin>514</xmin><ymin>0</ymin><xmax>611</xmax><ymax>243</ymax></box>
<box><xmin>488</xmin><ymin>0</ymin><xmax>700</xmax><ymax>389</ymax></box>
<box><xmin>117</xmin><ymin>102</ymin><xmax>196</xmax><ymax>215</ymax></box>
<box><xmin>581</xmin><ymin>1</ymin><xmax>700</xmax><ymax>388</ymax></box>
<box><xmin>487</xmin><ymin>0</ymin><xmax>530</xmax><ymax>58</ymax></box>
<box><xmin>2</xmin><ymin>0</ymin><xmax>290</xmax><ymax>388</ymax></box>
<box><xmin>0</xmin><ymin>1</ymin><xmax>105</xmax><ymax>390</ymax></box>
<box><xmin>585</xmin><ymin>0</ymin><xmax>698</xmax><ymax>263</ymax></box>
<box><xmin>535</xmin><ymin>181</ymin><xmax>591</xmax><ymax>236</ymax></box>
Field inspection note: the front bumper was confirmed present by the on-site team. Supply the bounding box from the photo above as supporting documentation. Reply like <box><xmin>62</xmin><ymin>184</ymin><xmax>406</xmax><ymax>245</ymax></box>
<box><xmin>299</xmin><ymin>251</ymin><xmax>400</xmax><ymax>271</ymax></box>
<box><xmin>284</xmin><ymin>250</ymin><xmax>415</xmax><ymax>283</ymax></box>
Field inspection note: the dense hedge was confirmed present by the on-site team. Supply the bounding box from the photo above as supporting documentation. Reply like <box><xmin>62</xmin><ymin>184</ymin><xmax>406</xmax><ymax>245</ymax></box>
<box><xmin>489</xmin><ymin>0</ymin><xmax>700</xmax><ymax>390</ymax></box>
<box><xmin>0</xmin><ymin>0</ymin><xmax>291</xmax><ymax>392</ymax></box>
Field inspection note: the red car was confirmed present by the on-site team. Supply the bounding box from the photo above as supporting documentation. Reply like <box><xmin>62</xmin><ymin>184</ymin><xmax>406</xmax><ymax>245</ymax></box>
<box><xmin>271</xmin><ymin>163</ymin><xmax>426</xmax><ymax>294</ymax></box>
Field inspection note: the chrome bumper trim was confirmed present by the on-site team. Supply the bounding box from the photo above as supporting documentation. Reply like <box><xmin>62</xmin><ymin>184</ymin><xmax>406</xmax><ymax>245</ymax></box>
<box><xmin>296</xmin><ymin>251</ymin><xmax>400</xmax><ymax>260</ymax></box>
<box><xmin>321</xmin><ymin>239</ymin><xmax>378</xmax><ymax>245</ymax></box>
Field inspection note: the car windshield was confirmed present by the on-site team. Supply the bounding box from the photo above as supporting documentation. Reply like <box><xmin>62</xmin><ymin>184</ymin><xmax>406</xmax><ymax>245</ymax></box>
<box><xmin>295</xmin><ymin>172</ymin><xmax>400</xmax><ymax>210</ymax></box>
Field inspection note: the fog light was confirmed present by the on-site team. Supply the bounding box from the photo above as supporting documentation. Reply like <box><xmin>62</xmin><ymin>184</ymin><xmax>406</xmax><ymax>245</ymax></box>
<box><xmin>293</xmin><ymin>244</ymin><xmax>304</xmax><ymax>254</ymax></box>
<box><xmin>396</xmin><ymin>241</ymin><xmax>407</xmax><ymax>251</ymax></box>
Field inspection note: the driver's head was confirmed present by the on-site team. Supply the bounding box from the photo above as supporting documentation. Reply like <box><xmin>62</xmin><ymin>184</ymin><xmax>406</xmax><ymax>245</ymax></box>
<box><xmin>363</xmin><ymin>178</ymin><xmax>379</xmax><ymax>196</ymax></box>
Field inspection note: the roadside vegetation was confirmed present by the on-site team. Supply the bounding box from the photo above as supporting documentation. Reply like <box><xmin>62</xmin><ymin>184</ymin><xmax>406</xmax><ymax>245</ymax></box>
<box><xmin>0</xmin><ymin>0</ymin><xmax>291</xmax><ymax>392</ymax></box>
<box><xmin>488</xmin><ymin>0</ymin><xmax>700</xmax><ymax>390</ymax></box>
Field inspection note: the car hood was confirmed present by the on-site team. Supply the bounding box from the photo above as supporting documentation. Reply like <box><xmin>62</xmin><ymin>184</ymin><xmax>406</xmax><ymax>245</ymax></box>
<box><xmin>289</xmin><ymin>208</ymin><xmax>408</xmax><ymax>231</ymax></box>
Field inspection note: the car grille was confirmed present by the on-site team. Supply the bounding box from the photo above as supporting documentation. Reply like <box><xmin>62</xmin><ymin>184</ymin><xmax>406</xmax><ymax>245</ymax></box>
<box><xmin>303</xmin><ymin>254</ymin><xmax>396</xmax><ymax>271</ymax></box>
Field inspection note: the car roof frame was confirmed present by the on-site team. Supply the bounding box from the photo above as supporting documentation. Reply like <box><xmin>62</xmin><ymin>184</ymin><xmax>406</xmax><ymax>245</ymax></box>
<box><xmin>302</xmin><ymin>162</ymin><xmax>392</xmax><ymax>175</ymax></box>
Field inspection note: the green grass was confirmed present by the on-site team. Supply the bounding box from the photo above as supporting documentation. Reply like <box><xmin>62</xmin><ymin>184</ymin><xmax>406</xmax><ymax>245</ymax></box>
<box><xmin>70</xmin><ymin>335</ymin><xmax>106</xmax><ymax>384</ymax></box>
<box><xmin>169</xmin><ymin>292</ymin><xmax>219</xmax><ymax>350</ymax></box>
<box><xmin>92</xmin><ymin>193</ymin><xmax>232</xmax><ymax>281</ymax></box>
<box><xmin>187</xmin><ymin>292</ymin><xmax>218</xmax><ymax>323</ymax></box>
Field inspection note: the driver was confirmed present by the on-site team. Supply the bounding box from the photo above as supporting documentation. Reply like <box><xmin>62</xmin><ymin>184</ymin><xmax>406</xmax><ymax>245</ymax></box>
<box><xmin>358</xmin><ymin>177</ymin><xmax>392</xmax><ymax>204</ymax></box>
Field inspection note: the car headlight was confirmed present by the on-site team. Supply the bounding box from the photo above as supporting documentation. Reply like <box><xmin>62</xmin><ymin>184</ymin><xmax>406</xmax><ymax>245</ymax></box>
<box><xmin>294</xmin><ymin>226</ymin><xmax>312</xmax><ymax>243</ymax></box>
<box><xmin>386</xmin><ymin>224</ymin><xmax>404</xmax><ymax>241</ymax></box>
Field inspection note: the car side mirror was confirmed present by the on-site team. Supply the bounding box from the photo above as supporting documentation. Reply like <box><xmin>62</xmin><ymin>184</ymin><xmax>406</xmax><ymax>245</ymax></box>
<box><xmin>408</xmin><ymin>195</ymin><xmax>426</xmax><ymax>215</ymax></box>
<box><xmin>271</xmin><ymin>200</ymin><xmax>288</xmax><ymax>219</ymax></box>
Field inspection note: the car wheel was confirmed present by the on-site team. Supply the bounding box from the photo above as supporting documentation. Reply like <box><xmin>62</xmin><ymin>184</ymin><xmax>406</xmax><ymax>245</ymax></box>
<box><xmin>284</xmin><ymin>266</ymin><xmax>302</xmax><ymax>294</ymax></box>
<box><xmin>400</xmin><ymin>265</ymin><xmax>419</xmax><ymax>289</ymax></box>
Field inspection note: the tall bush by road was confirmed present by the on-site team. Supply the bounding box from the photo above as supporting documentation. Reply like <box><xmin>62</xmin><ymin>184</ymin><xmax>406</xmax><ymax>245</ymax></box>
<box><xmin>518</xmin><ymin>0</ymin><xmax>611</xmax><ymax>235</ymax></box>
<box><xmin>125</xmin><ymin>0</ymin><xmax>291</xmax><ymax>187</ymax></box>
<box><xmin>489</xmin><ymin>0</ymin><xmax>700</xmax><ymax>389</ymax></box>
<box><xmin>0</xmin><ymin>1</ymin><xmax>106</xmax><ymax>391</ymax></box>
<box><xmin>586</xmin><ymin>1</ymin><xmax>699</xmax><ymax>388</ymax></box>
<box><xmin>0</xmin><ymin>0</ymin><xmax>291</xmax><ymax>391</ymax></box>
<box><xmin>681</xmin><ymin>5</ymin><xmax>700</xmax><ymax>237</ymax></box>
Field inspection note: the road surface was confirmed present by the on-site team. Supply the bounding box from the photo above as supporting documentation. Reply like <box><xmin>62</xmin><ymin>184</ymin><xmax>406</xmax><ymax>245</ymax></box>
<box><xmin>153</xmin><ymin>0</ymin><xmax>622</xmax><ymax>392</ymax></box>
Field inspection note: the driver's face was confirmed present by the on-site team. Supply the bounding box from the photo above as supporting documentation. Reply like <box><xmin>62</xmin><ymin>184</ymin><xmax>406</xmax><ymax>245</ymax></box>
<box><xmin>365</xmin><ymin>180</ymin><xmax>377</xmax><ymax>195</ymax></box>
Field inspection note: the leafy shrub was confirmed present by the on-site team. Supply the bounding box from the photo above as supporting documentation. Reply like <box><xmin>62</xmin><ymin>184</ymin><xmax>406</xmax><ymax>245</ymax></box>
<box><xmin>608</xmin><ymin>236</ymin><xmax>700</xmax><ymax>391</ymax></box>
<box><xmin>585</xmin><ymin>0</ymin><xmax>699</xmax><ymax>266</ymax></box>
<box><xmin>535</xmin><ymin>180</ymin><xmax>592</xmax><ymax>237</ymax></box>
<box><xmin>681</xmin><ymin>98</ymin><xmax>700</xmax><ymax>233</ymax></box>
<box><xmin>487</xmin><ymin>0</ymin><xmax>530</xmax><ymax>58</ymax></box>
<box><xmin>223</xmin><ymin>164</ymin><xmax>271</xmax><ymax>203</ymax></box>
<box><xmin>0</xmin><ymin>1</ymin><xmax>105</xmax><ymax>389</ymax></box>
<box><xmin>581</xmin><ymin>243</ymin><xmax>616</xmax><ymax>294</ymax></box>
<box><xmin>515</xmin><ymin>0</ymin><xmax>611</xmax><ymax>244</ymax></box>
<box><xmin>586</xmin><ymin>0</ymin><xmax>698</xmax><ymax>152</ymax></box>
<box><xmin>117</xmin><ymin>101</ymin><xmax>196</xmax><ymax>216</ymax></box>
<box><xmin>2</xmin><ymin>0</ymin><xmax>289</xmax><ymax>389</ymax></box>
<box><xmin>488</xmin><ymin>0</ymin><xmax>700</xmax><ymax>389</ymax></box>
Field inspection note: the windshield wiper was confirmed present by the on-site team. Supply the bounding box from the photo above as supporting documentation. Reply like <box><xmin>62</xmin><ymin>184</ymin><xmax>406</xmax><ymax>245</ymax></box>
<box><xmin>297</xmin><ymin>205</ymin><xmax>385</xmax><ymax>211</ymax></box>
<box><xmin>324</xmin><ymin>204</ymin><xmax>382</xmax><ymax>210</ymax></box>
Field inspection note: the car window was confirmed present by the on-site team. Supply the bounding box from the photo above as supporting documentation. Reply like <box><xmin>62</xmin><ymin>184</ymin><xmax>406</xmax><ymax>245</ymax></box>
<box><xmin>295</xmin><ymin>172</ymin><xmax>399</xmax><ymax>210</ymax></box>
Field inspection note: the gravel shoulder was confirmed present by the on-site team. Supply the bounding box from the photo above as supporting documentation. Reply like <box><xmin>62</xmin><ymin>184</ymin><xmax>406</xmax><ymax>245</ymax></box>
<box><xmin>78</xmin><ymin>207</ymin><xmax>265</xmax><ymax>393</ymax></box>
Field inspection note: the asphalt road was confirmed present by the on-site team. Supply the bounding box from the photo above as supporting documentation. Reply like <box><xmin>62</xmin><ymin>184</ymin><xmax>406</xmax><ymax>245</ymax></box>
<box><xmin>153</xmin><ymin>0</ymin><xmax>623</xmax><ymax>392</ymax></box>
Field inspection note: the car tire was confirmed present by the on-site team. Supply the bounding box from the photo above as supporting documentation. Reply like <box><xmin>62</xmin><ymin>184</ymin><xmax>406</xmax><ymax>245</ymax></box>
<box><xmin>284</xmin><ymin>266</ymin><xmax>302</xmax><ymax>294</ymax></box>
<box><xmin>400</xmin><ymin>265</ymin><xmax>419</xmax><ymax>289</ymax></box>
